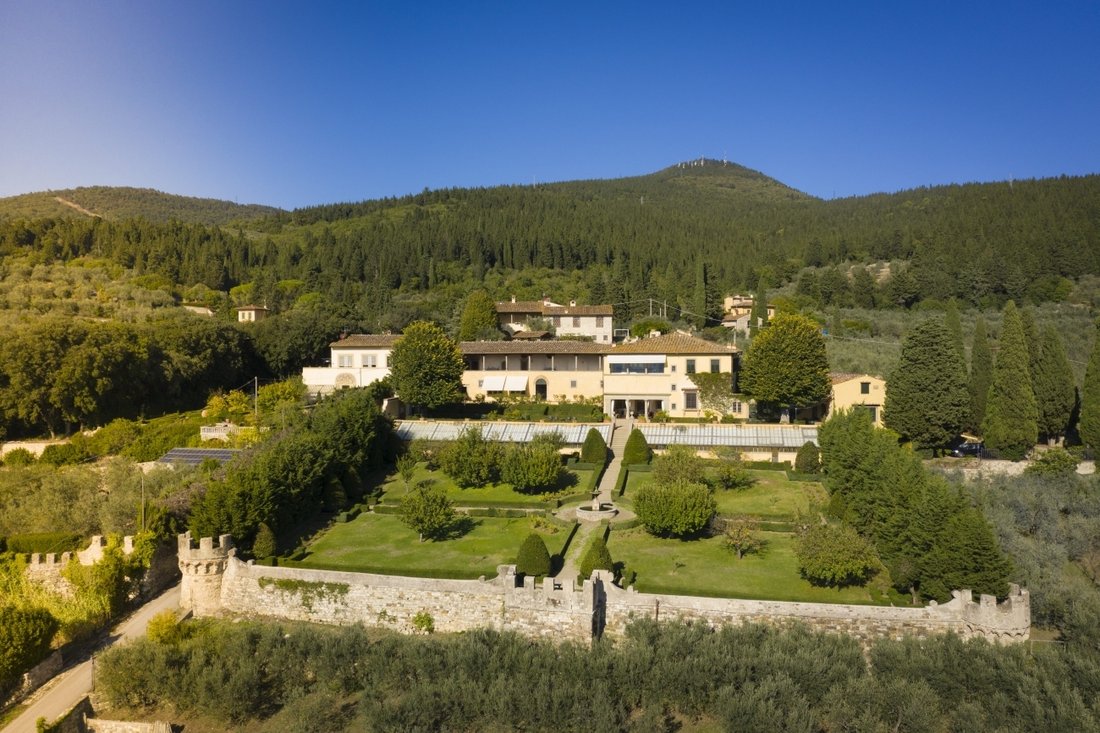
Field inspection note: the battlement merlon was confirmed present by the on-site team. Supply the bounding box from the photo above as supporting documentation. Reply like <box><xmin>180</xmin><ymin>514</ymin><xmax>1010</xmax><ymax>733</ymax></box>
<box><xmin>949</xmin><ymin>584</ymin><xmax>1031</xmax><ymax>639</ymax></box>
<box><xmin>177</xmin><ymin>531</ymin><xmax>235</xmax><ymax>560</ymax></box>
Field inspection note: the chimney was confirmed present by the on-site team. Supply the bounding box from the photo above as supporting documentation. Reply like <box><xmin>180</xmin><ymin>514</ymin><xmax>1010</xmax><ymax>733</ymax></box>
<box><xmin>569</xmin><ymin>300</ymin><xmax>576</xmax><ymax>307</ymax></box>
<box><xmin>511</xmin><ymin>295</ymin><xmax>516</xmax><ymax>303</ymax></box>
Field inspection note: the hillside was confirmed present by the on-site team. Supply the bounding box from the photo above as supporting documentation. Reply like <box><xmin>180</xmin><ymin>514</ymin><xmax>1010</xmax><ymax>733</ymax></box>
<box><xmin>0</xmin><ymin>186</ymin><xmax>282</xmax><ymax>225</ymax></box>
<box><xmin>0</xmin><ymin>161</ymin><xmax>1098</xmax><ymax>333</ymax></box>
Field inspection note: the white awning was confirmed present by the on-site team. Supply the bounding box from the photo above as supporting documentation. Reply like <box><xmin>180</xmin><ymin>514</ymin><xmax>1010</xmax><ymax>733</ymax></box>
<box><xmin>483</xmin><ymin>376</ymin><xmax>507</xmax><ymax>391</ymax></box>
<box><xmin>607</xmin><ymin>355</ymin><xmax>665</xmax><ymax>364</ymax></box>
<box><xmin>503</xmin><ymin>375</ymin><xmax>528</xmax><ymax>391</ymax></box>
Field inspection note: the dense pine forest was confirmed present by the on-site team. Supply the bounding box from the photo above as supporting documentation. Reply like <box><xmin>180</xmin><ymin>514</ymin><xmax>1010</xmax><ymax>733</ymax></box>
<box><xmin>2</xmin><ymin>162</ymin><xmax>1097</xmax><ymax>326</ymax></box>
<box><xmin>0</xmin><ymin>161</ymin><xmax>1098</xmax><ymax>438</ymax></box>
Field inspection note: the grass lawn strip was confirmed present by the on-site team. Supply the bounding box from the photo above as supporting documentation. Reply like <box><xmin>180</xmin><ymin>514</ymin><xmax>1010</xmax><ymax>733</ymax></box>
<box><xmin>379</xmin><ymin>462</ymin><xmax>593</xmax><ymax>507</ymax></box>
<box><xmin>611</xmin><ymin>528</ymin><xmax>886</xmax><ymax>605</ymax></box>
<box><xmin>624</xmin><ymin>469</ymin><xmax>825</xmax><ymax>521</ymax></box>
<box><xmin>297</xmin><ymin>512</ymin><xmax>570</xmax><ymax>579</ymax></box>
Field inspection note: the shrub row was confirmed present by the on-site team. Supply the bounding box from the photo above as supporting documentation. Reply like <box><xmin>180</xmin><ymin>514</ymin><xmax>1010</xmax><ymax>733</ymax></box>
<box><xmin>743</xmin><ymin>460</ymin><xmax>791</xmax><ymax>471</ymax></box>
<box><xmin>785</xmin><ymin>471</ymin><xmax>822</xmax><ymax>482</ymax></box>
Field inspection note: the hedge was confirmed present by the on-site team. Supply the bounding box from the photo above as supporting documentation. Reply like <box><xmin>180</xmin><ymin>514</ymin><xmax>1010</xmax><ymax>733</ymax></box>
<box><xmin>283</xmin><ymin>558</ymin><xmax>488</xmax><ymax>580</ymax></box>
<box><xmin>463</xmin><ymin>507</ymin><xmax>543</xmax><ymax>518</ymax></box>
<box><xmin>785</xmin><ymin>471</ymin><xmax>822</xmax><ymax>483</ymax></box>
<box><xmin>744</xmin><ymin>460</ymin><xmax>791</xmax><ymax>471</ymax></box>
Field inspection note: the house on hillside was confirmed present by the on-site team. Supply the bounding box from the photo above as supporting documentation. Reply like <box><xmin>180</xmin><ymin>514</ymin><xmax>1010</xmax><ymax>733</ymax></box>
<box><xmin>461</xmin><ymin>340</ymin><xmax>607</xmax><ymax>402</ymax></box>
<box><xmin>236</xmin><ymin>304</ymin><xmax>270</xmax><ymax>323</ymax></box>
<box><xmin>603</xmin><ymin>333</ymin><xmax>738</xmax><ymax>419</ymax></box>
<box><xmin>301</xmin><ymin>334</ymin><xmax>400</xmax><ymax>396</ymax></box>
<box><xmin>825</xmin><ymin>373</ymin><xmax>886</xmax><ymax>426</ymax></box>
<box><xmin>495</xmin><ymin>296</ymin><xmax>614</xmax><ymax>342</ymax></box>
<box><xmin>721</xmin><ymin>294</ymin><xmax>775</xmax><ymax>332</ymax></box>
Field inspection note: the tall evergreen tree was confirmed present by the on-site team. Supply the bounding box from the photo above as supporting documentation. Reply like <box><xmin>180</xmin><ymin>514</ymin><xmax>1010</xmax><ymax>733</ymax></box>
<box><xmin>850</xmin><ymin>266</ymin><xmax>876</xmax><ymax>308</ymax></box>
<box><xmin>1033</xmin><ymin>325</ymin><xmax>1075</xmax><ymax>444</ymax></box>
<box><xmin>981</xmin><ymin>301</ymin><xmax>1038</xmax><ymax>459</ymax></box>
<box><xmin>943</xmin><ymin>300</ymin><xmax>965</xmax><ymax>367</ymax></box>
<box><xmin>748</xmin><ymin>275</ymin><xmax>769</xmax><ymax>337</ymax></box>
<box><xmin>1018</xmin><ymin>308</ymin><xmax>1042</xmax><ymax>386</ymax></box>
<box><xmin>457</xmin><ymin>290</ymin><xmax>503</xmax><ymax>341</ymax></box>
<box><xmin>884</xmin><ymin>318</ymin><xmax>970</xmax><ymax>453</ymax></box>
<box><xmin>1078</xmin><ymin>324</ymin><xmax>1100</xmax><ymax>450</ymax></box>
<box><xmin>968</xmin><ymin>317</ymin><xmax>993</xmax><ymax>433</ymax></box>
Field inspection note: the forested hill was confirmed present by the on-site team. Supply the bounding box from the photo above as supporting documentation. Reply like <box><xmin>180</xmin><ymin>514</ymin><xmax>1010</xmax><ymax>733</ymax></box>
<box><xmin>0</xmin><ymin>162</ymin><xmax>1097</xmax><ymax>325</ymax></box>
<box><xmin>0</xmin><ymin>186</ymin><xmax>281</xmax><ymax>225</ymax></box>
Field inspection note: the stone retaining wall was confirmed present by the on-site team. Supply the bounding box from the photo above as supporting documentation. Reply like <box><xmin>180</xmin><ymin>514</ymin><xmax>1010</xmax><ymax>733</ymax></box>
<box><xmin>178</xmin><ymin>533</ymin><xmax>1029</xmax><ymax>645</ymax></box>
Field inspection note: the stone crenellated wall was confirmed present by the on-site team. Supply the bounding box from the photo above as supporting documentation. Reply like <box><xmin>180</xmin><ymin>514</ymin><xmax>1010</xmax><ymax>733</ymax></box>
<box><xmin>178</xmin><ymin>534</ymin><xmax>1029</xmax><ymax>645</ymax></box>
<box><xmin>24</xmin><ymin>535</ymin><xmax>139</xmax><ymax>598</ymax></box>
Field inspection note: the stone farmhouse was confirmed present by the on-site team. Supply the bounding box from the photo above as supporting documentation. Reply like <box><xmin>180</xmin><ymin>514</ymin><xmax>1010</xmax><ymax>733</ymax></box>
<box><xmin>301</xmin><ymin>331</ymin><xmax>885</xmax><ymax>423</ymax></box>
<box><xmin>721</xmin><ymin>293</ymin><xmax>775</xmax><ymax>332</ymax></box>
<box><xmin>495</xmin><ymin>296</ymin><xmax>615</xmax><ymax>343</ymax></box>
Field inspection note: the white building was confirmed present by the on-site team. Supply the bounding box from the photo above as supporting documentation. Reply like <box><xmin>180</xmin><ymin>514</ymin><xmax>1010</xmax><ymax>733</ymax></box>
<box><xmin>301</xmin><ymin>334</ymin><xmax>400</xmax><ymax>396</ymax></box>
<box><xmin>495</xmin><ymin>297</ymin><xmax>615</xmax><ymax>343</ymax></box>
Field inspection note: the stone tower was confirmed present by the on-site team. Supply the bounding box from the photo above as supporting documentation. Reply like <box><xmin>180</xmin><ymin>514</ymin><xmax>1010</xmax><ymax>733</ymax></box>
<box><xmin>177</xmin><ymin>531</ymin><xmax>234</xmax><ymax>616</ymax></box>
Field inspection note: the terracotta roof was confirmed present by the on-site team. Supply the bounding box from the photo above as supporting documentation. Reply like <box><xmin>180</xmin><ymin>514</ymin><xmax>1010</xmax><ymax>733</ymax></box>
<box><xmin>611</xmin><ymin>333</ymin><xmax>738</xmax><ymax>355</ymax></box>
<box><xmin>543</xmin><ymin>304</ymin><xmax>614</xmax><ymax>316</ymax></box>
<box><xmin>830</xmin><ymin>372</ymin><xmax>882</xmax><ymax>385</ymax></box>
<box><xmin>495</xmin><ymin>300</ymin><xmax>547</xmax><ymax>314</ymax></box>
<box><xmin>236</xmin><ymin>304</ymin><xmax>269</xmax><ymax>311</ymax></box>
<box><xmin>330</xmin><ymin>334</ymin><xmax>401</xmax><ymax>348</ymax></box>
<box><xmin>495</xmin><ymin>300</ymin><xmax>613</xmax><ymax>316</ymax></box>
<box><xmin>460</xmin><ymin>340</ymin><xmax>610</xmax><ymax>355</ymax></box>
<box><xmin>511</xmin><ymin>330</ymin><xmax>552</xmax><ymax>340</ymax></box>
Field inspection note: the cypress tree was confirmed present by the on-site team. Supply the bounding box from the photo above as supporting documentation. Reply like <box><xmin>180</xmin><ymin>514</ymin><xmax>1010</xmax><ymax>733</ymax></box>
<box><xmin>749</xmin><ymin>275</ymin><xmax>769</xmax><ymax>337</ymax></box>
<box><xmin>944</xmin><ymin>300</ymin><xmax>965</xmax><ymax>367</ymax></box>
<box><xmin>1033</xmin><ymin>326</ymin><xmax>1075</xmax><ymax>444</ymax></box>
<box><xmin>884</xmin><ymin>319</ymin><xmax>969</xmax><ymax>453</ymax></box>
<box><xmin>981</xmin><ymin>301</ymin><xmax>1038</xmax><ymax>459</ymax></box>
<box><xmin>968</xmin><ymin>317</ymin><xmax>993</xmax><ymax>433</ymax></box>
<box><xmin>1078</xmin><ymin>324</ymin><xmax>1100</xmax><ymax>450</ymax></box>
<box><xmin>1018</xmin><ymin>308</ymin><xmax>1042</xmax><ymax>385</ymax></box>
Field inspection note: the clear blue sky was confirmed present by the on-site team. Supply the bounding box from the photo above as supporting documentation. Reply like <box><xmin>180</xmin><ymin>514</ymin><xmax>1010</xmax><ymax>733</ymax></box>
<box><xmin>2</xmin><ymin>1</ymin><xmax>1098</xmax><ymax>209</ymax></box>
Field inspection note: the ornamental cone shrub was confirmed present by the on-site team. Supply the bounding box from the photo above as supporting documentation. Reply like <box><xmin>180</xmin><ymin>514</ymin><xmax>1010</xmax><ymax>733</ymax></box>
<box><xmin>516</xmin><ymin>533</ymin><xmax>551</xmax><ymax>578</ymax></box>
<box><xmin>622</xmin><ymin>428</ymin><xmax>652</xmax><ymax>465</ymax></box>
<box><xmin>580</xmin><ymin>428</ymin><xmax>607</xmax><ymax>464</ymax></box>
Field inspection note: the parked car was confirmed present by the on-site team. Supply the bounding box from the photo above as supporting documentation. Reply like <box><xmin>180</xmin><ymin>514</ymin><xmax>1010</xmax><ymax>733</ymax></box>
<box><xmin>950</xmin><ymin>441</ymin><xmax>983</xmax><ymax>458</ymax></box>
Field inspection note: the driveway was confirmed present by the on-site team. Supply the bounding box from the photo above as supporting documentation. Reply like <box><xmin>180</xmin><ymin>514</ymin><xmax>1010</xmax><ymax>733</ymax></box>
<box><xmin>3</xmin><ymin>585</ymin><xmax>180</xmax><ymax>733</ymax></box>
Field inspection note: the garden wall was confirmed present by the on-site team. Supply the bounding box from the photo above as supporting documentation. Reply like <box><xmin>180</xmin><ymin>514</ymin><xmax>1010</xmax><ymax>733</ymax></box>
<box><xmin>179</xmin><ymin>533</ymin><xmax>1029</xmax><ymax>645</ymax></box>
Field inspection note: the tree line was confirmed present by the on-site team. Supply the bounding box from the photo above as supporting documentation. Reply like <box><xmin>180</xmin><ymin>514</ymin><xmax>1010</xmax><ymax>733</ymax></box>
<box><xmin>1</xmin><ymin>168</ymin><xmax>1097</xmax><ymax>336</ymax></box>
<box><xmin>96</xmin><ymin>616</ymin><xmax>1100</xmax><ymax>732</ymax></box>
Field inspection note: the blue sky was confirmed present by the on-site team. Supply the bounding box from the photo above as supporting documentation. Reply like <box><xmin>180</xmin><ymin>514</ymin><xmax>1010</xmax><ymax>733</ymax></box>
<box><xmin>1</xmin><ymin>1</ymin><xmax>1098</xmax><ymax>209</ymax></box>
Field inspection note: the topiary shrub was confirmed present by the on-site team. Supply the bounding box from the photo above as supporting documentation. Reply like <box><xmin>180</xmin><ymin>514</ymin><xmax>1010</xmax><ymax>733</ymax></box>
<box><xmin>795</xmin><ymin>441</ymin><xmax>821</xmax><ymax>474</ymax></box>
<box><xmin>622</xmin><ymin>428</ymin><xmax>652</xmax><ymax>465</ymax></box>
<box><xmin>580</xmin><ymin>428</ymin><xmax>608</xmax><ymax>464</ymax></box>
<box><xmin>796</xmin><ymin>523</ymin><xmax>881</xmax><ymax>587</ymax></box>
<box><xmin>516</xmin><ymin>533</ymin><xmax>551</xmax><ymax>578</ymax></box>
<box><xmin>633</xmin><ymin>480</ymin><xmax>716</xmax><ymax>538</ymax></box>
<box><xmin>579</xmin><ymin>535</ymin><xmax>614</xmax><ymax>579</ymax></box>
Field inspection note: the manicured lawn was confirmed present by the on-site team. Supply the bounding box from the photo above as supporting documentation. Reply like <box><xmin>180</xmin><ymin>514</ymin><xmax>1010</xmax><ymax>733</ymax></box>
<box><xmin>611</xmin><ymin>528</ymin><xmax>884</xmax><ymax>604</ymax></box>
<box><xmin>296</xmin><ymin>512</ymin><xmax>573</xmax><ymax>578</ymax></box>
<box><xmin>379</xmin><ymin>462</ymin><xmax>593</xmax><ymax>506</ymax></box>
<box><xmin>624</xmin><ymin>469</ymin><xmax>826</xmax><ymax>520</ymax></box>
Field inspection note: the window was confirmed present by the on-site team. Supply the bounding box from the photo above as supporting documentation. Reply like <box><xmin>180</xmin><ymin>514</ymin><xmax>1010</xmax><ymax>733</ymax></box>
<box><xmin>570</xmin><ymin>380</ymin><xmax>577</xmax><ymax>388</ymax></box>
<box><xmin>731</xmin><ymin>400</ymin><xmax>742</xmax><ymax>413</ymax></box>
<box><xmin>671</xmin><ymin>365</ymin><xmax>677</xmax><ymax>373</ymax></box>
<box><xmin>478</xmin><ymin>379</ymin><xmax>484</xmax><ymax>388</ymax></box>
<box><xmin>573</xmin><ymin>316</ymin><xmax>580</xmax><ymax>327</ymax></box>
<box><xmin>861</xmin><ymin>381</ymin><xmax>871</xmax><ymax>395</ymax></box>
<box><xmin>686</xmin><ymin>359</ymin><xmax>696</xmax><ymax>374</ymax></box>
<box><xmin>596</xmin><ymin>316</ymin><xmax>604</xmax><ymax>327</ymax></box>
<box><xmin>553</xmin><ymin>316</ymin><xmax>561</xmax><ymax>327</ymax></box>
<box><xmin>609</xmin><ymin>362</ymin><xmax>665</xmax><ymax>374</ymax></box>
<box><xmin>685</xmin><ymin>391</ymin><xmax>698</xmax><ymax>410</ymax></box>
<box><xmin>337</xmin><ymin>354</ymin><xmax>353</xmax><ymax>368</ymax></box>
<box><xmin>362</xmin><ymin>354</ymin><xmax>377</xmax><ymax>368</ymax></box>
<box><xmin>710</xmin><ymin>359</ymin><xmax>720</xmax><ymax>373</ymax></box>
